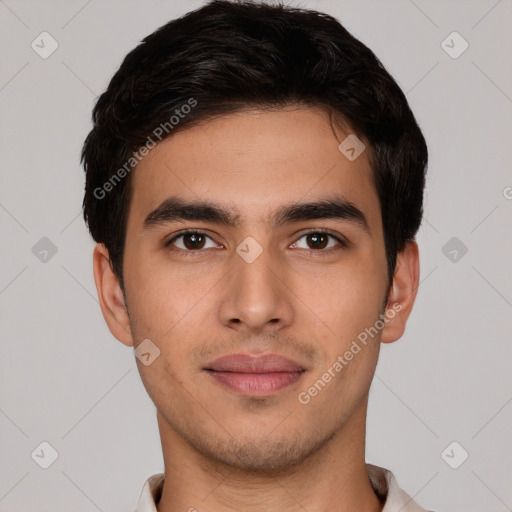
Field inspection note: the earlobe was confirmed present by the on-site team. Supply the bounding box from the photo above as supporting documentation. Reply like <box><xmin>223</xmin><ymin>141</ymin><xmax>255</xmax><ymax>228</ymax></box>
<box><xmin>380</xmin><ymin>240</ymin><xmax>420</xmax><ymax>344</ymax></box>
<box><xmin>92</xmin><ymin>243</ymin><xmax>134</xmax><ymax>346</ymax></box>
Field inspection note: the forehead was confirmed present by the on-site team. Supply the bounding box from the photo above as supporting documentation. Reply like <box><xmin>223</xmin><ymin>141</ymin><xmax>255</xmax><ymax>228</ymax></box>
<box><xmin>128</xmin><ymin>106</ymin><xmax>380</xmax><ymax>230</ymax></box>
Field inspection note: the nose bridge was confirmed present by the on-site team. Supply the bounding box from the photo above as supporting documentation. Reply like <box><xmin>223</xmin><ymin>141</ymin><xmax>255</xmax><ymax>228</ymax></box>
<box><xmin>233</xmin><ymin>236</ymin><xmax>280</xmax><ymax>298</ymax></box>
<box><xmin>219</xmin><ymin>236</ymin><xmax>292</xmax><ymax>330</ymax></box>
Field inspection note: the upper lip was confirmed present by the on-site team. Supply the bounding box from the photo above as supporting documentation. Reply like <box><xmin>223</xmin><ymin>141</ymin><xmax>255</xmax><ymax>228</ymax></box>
<box><xmin>204</xmin><ymin>353</ymin><xmax>305</xmax><ymax>373</ymax></box>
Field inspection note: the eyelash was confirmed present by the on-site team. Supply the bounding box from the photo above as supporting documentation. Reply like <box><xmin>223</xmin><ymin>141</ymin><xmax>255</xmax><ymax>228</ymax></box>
<box><xmin>165</xmin><ymin>228</ymin><xmax>349</xmax><ymax>256</ymax></box>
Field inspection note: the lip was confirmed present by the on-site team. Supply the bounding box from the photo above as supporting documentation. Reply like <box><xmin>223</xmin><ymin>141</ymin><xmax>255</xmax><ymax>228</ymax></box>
<box><xmin>204</xmin><ymin>353</ymin><xmax>306</xmax><ymax>397</ymax></box>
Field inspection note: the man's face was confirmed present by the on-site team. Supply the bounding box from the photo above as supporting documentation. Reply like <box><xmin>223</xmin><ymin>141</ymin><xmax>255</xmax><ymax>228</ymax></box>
<box><xmin>120</xmin><ymin>106</ymin><xmax>390</xmax><ymax>470</ymax></box>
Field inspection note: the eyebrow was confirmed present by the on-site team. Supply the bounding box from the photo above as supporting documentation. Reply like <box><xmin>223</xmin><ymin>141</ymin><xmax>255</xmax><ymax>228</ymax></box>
<box><xmin>143</xmin><ymin>195</ymin><xmax>370</xmax><ymax>233</ymax></box>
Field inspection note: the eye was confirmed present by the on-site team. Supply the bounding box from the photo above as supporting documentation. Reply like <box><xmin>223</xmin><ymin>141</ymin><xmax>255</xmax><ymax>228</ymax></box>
<box><xmin>291</xmin><ymin>230</ymin><xmax>348</xmax><ymax>251</ymax></box>
<box><xmin>166</xmin><ymin>230</ymin><xmax>219</xmax><ymax>251</ymax></box>
<box><xmin>165</xmin><ymin>228</ymin><xmax>349</xmax><ymax>255</ymax></box>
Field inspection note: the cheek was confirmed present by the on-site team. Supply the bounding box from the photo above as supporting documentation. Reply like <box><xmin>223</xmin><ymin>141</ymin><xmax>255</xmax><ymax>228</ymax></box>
<box><xmin>292</xmin><ymin>252</ymin><xmax>386</xmax><ymax>333</ymax></box>
<box><xmin>124</xmin><ymin>247</ymin><xmax>221</xmax><ymax>339</ymax></box>
<box><xmin>291</xmin><ymin>256</ymin><xmax>386</xmax><ymax>401</ymax></box>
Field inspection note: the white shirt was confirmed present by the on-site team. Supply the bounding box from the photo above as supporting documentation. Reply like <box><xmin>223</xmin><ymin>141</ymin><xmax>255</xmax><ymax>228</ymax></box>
<box><xmin>134</xmin><ymin>463</ymin><xmax>433</xmax><ymax>512</ymax></box>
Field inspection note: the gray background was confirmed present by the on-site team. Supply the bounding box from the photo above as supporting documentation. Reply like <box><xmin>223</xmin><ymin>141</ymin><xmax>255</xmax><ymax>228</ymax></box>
<box><xmin>1</xmin><ymin>0</ymin><xmax>511</xmax><ymax>510</ymax></box>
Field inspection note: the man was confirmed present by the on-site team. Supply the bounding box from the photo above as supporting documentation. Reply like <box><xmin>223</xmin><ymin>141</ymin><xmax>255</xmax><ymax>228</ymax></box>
<box><xmin>82</xmin><ymin>1</ymin><xmax>434</xmax><ymax>510</ymax></box>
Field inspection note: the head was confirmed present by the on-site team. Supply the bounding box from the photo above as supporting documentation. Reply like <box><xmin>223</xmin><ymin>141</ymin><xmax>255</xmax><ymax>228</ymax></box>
<box><xmin>83</xmin><ymin>0</ymin><xmax>427</xmax><ymax>472</ymax></box>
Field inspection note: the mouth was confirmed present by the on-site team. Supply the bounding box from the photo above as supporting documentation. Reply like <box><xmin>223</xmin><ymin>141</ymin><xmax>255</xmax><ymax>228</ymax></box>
<box><xmin>204</xmin><ymin>353</ymin><xmax>306</xmax><ymax>397</ymax></box>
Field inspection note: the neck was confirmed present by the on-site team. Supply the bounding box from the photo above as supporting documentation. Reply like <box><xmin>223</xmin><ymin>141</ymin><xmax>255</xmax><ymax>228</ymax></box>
<box><xmin>155</xmin><ymin>397</ymin><xmax>383</xmax><ymax>512</ymax></box>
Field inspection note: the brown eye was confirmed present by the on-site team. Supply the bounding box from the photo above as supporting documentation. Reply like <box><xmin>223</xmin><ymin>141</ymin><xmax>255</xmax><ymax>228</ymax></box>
<box><xmin>292</xmin><ymin>231</ymin><xmax>347</xmax><ymax>251</ymax></box>
<box><xmin>182</xmin><ymin>232</ymin><xmax>206</xmax><ymax>250</ymax></box>
<box><xmin>305</xmin><ymin>232</ymin><xmax>329</xmax><ymax>249</ymax></box>
<box><xmin>167</xmin><ymin>230</ymin><xmax>217</xmax><ymax>251</ymax></box>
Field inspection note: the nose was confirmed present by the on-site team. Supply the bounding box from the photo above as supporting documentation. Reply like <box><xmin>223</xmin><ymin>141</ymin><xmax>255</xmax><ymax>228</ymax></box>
<box><xmin>218</xmin><ymin>245</ymin><xmax>294</xmax><ymax>334</ymax></box>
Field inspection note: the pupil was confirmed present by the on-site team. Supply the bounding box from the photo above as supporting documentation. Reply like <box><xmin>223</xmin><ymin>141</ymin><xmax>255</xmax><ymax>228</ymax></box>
<box><xmin>308</xmin><ymin>233</ymin><xmax>327</xmax><ymax>249</ymax></box>
<box><xmin>185</xmin><ymin>233</ymin><xmax>205</xmax><ymax>250</ymax></box>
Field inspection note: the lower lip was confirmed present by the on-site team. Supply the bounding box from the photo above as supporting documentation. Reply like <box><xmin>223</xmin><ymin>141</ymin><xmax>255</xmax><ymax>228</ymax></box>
<box><xmin>206</xmin><ymin>370</ymin><xmax>304</xmax><ymax>397</ymax></box>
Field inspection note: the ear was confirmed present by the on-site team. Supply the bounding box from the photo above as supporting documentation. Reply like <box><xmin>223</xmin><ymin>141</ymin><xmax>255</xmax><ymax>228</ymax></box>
<box><xmin>380</xmin><ymin>240</ymin><xmax>420</xmax><ymax>344</ymax></box>
<box><xmin>92</xmin><ymin>243</ymin><xmax>134</xmax><ymax>346</ymax></box>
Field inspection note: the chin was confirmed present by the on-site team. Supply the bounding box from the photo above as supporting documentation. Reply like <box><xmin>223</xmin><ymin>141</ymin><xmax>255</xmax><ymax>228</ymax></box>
<box><xmin>190</xmin><ymin>428</ymin><xmax>336</xmax><ymax>475</ymax></box>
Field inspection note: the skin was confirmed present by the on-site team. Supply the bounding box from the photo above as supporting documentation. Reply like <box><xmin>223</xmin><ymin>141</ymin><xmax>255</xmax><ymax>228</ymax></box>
<box><xmin>93</xmin><ymin>106</ymin><xmax>419</xmax><ymax>512</ymax></box>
